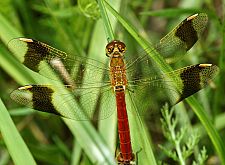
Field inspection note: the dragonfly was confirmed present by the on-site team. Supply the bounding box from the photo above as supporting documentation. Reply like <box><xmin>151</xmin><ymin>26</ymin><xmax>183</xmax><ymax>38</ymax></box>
<box><xmin>9</xmin><ymin>13</ymin><xmax>219</xmax><ymax>164</ymax></box>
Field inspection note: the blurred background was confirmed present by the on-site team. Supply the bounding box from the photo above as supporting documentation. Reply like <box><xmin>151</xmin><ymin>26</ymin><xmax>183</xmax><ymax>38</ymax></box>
<box><xmin>0</xmin><ymin>0</ymin><xmax>224</xmax><ymax>164</ymax></box>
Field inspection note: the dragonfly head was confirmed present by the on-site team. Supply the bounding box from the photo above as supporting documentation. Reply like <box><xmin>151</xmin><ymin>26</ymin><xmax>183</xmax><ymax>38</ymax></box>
<box><xmin>105</xmin><ymin>40</ymin><xmax>126</xmax><ymax>58</ymax></box>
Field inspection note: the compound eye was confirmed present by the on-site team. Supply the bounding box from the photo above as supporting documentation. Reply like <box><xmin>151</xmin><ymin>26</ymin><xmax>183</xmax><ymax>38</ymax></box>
<box><xmin>108</xmin><ymin>46</ymin><xmax>114</xmax><ymax>53</ymax></box>
<box><xmin>106</xmin><ymin>46</ymin><xmax>113</xmax><ymax>57</ymax></box>
<box><xmin>119</xmin><ymin>45</ymin><xmax>126</xmax><ymax>53</ymax></box>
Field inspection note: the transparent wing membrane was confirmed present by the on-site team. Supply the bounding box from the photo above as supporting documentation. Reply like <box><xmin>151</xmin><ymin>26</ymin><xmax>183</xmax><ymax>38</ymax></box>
<box><xmin>8</xmin><ymin>38</ymin><xmax>110</xmax><ymax>87</ymax></box>
<box><xmin>10</xmin><ymin>84</ymin><xmax>116</xmax><ymax>120</ymax></box>
<box><xmin>9</xmin><ymin>13</ymin><xmax>219</xmax><ymax>121</ymax></box>
<box><xmin>127</xmin><ymin>64</ymin><xmax>219</xmax><ymax>115</ymax></box>
<box><xmin>155</xmin><ymin>13</ymin><xmax>208</xmax><ymax>63</ymax></box>
<box><xmin>10</xmin><ymin>63</ymin><xmax>219</xmax><ymax>120</ymax></box>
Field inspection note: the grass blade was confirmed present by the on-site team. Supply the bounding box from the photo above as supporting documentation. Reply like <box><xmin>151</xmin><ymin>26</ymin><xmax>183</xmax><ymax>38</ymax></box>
<box><xmin>0</xmin><ymin>99</ymin><xmax>36</xmax><ymax>165</ymax></box>
<box><xmin>97</xmin><ymin>0</ymin><xmax>115</xmax><ymax>41</ymax></box>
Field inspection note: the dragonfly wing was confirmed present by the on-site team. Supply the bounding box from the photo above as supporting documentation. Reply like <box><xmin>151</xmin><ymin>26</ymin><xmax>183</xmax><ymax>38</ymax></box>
<box><xmin>10</xmin><ymin>85</ymin><xmax>62</xmax><ymax>116</ymax></box>
<box><xmin>8</xmin><ymin>38</ymin><xmax>117</xmax><ymax>120</ymax></box>
<box><xmin>172</xmin><ymin>64</ymin><xmax>219</xmax><ymax>103</ymax></box>
<box><xmin>155</xmin><ymin>13</ymin><xmax>208</xmax><ymax>62</ymax></box>
<box><xmin>127</xmin><ymin>64</ymin><xmax>219</xmax><ymax>114</ymax></box>
<box><xmin>10</xmin><ymin>84</ymin><xmax>116</xmax><ymax>120</ymax></box>
<box><xmin>8</xmin><ymin>38</ymin><xmax>67</xmax><ymax>72</ymax></box>
<box><xmin>8</xmin><ymin>38</ymin><xmax>109</xmax><ymax>86</ymax></box>
<box><xmin>125</xmin><ymin>13</ymin><xmax>209</xmax><ymax>79</ymax></box>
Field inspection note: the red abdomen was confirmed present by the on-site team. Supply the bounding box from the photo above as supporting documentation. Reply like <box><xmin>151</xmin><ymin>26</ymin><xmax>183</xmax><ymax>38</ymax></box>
<box><xmin>116</xmin><ymin>91</ymin><xmax>133</xmax><ymax>162</ymax></box>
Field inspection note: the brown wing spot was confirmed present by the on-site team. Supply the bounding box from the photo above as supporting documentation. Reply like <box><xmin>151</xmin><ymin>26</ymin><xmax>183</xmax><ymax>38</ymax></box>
<box><xmin>21</xmin><ymin>39</ymin><xmax>50</xmax><ymax>72</ymax></box>
<box><xmin>175</xmin><ymin>17</ymin><xmax>198</xmax><ymax>51</ymax></box>
<box><xmin>176</xmin><ymin>64</ymin><xmax>218</xmax><ymax>104</ymax></box>
<box><xmin>30</xmin><ymin>85</ymin><xmax>61</xmax><ymax>116</ymax></box>
<box><xmin>177</xmin><ymin>64</ymin><xmax>203</xmax><ymax>103</ymax></box>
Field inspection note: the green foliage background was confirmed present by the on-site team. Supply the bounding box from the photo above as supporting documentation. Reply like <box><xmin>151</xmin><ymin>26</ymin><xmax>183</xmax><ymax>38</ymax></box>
<box><xmin>0</xmin><ymin>0</ymin><xmax>224</xmax><ymax>164</ymax></box>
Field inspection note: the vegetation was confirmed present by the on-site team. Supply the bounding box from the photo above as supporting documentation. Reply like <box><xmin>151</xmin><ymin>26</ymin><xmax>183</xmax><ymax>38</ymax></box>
<box><xmin>0</xmin><ymin>0</ymin><xmax>224</xmax><ymax>164</ymax></box>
